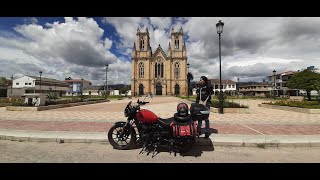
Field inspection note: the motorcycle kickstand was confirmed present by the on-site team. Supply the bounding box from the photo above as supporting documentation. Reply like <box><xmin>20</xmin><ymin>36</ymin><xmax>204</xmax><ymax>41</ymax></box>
<box><xmin>151</xmin><ymin>145</ymin><xmax>158</xmax><ymax>158</ymax></box>
<box><xmin>139</xmin><ymin>142</ymin><xmax>147</xmax><ymax>154</ymax></box>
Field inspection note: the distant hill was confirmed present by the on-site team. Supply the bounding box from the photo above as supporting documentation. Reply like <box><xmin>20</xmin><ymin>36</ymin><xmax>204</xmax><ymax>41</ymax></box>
<box><xmin>108</xmin><ymin>84</ymin><xmax>131</xmax><ymax>90</ymax></box>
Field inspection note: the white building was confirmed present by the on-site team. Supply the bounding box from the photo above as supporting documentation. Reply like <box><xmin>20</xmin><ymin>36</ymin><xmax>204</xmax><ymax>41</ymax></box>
<box><xmin>109</xmin><ymin>90</ymin><xmax>120</xmax><ymax>96</ymax></box>
<box><xmin>83</xmin><ymin>86</ymin><xmax>103</xmax><ymax>96</ymax></box>
<box><xmin>209</xmin><ymin>79</ymin><xmax>237</xmax><ymax>96</ymax></box>
<box><xmin>8</xmin><ymin>75</ymin><xmax>67</xmax><ymax>97</ymax></box>
<box><xmin>64</xmin><ymin>79</ymin><xmax>92</xmax><ymax>96</ymax></box>
<box><xmin>191</xmin><ymin>79</ymin><xmax>237</xmax><ymax>96</ymax></box>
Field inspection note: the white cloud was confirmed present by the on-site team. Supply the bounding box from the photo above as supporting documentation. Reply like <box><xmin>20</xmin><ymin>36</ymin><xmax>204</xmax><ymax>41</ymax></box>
<box><xmin>0</xmin><ymin>17</ymin><xmax>119</xmax><ymax>84</ymax></box>
<box><xmin>8</xmin><ymin>17</ymin><xmax>117</xmax><ymax>67</ymax></box>
<box><xmin>226</xmin><ymin>57</ymin><xmax>304</xmax><ymax>67</ymax></box>
<box><xmin>104</xmin><ymin>37</ymin><xmax>113</xmax><ymax>50</ymax></box>
<box><xmin>3</xmin><ymin>17</ymin><xmax>320</xmax><ymax>85</ymax></box>
<box><xmin>103</xmin><ymin>17</ymin><xmax>143</xmax><ymax>50</ymax></box>
<box><xmin>150</xmin><ymin>17</ymin><xmax>171</xmax><ymax>30</ymax></box>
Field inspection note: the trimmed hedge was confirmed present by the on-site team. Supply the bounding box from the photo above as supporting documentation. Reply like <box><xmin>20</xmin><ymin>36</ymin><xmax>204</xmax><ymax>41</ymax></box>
<box><xmin>211</xmin><ymin>100</ymin><xmax>248</xmax><ymax>108</ymax></box>
<box><xmin>263</xmin><ymin>101</ymin><xmax>320</xmax><ymax>109</ymax></box>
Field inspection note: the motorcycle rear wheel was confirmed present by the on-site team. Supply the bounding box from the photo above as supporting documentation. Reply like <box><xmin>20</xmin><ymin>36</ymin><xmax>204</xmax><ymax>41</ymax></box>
<box><xmin>108</xmin><ymin>123</ymin><xmax>136</xmax><ymax>150</ymax></box>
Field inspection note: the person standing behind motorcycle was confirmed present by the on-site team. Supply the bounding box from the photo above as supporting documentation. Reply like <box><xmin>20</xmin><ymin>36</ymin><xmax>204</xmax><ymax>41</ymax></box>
<box><xmin>195</xmin><ymin>76</ymin><xmax>213</xmax><ymax>138</ymax></box>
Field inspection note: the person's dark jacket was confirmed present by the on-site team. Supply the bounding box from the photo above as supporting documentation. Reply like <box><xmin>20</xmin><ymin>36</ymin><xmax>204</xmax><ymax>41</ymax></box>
<box><xmin>195</xmin><ymin>83</ymin><xmax>213</xmax><ymax>107</ymax></box>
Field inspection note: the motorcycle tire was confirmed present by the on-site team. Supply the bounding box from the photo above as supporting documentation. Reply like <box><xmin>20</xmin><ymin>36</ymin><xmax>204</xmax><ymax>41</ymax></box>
<box><xmin>108</xmin><ymin>123</ymin><xmax>136</xmax><ymax>150</ymax></box>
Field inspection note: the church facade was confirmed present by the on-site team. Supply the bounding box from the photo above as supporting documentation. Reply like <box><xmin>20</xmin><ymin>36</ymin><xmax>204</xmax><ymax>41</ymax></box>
<box><xmin>131</xmin><ymin>27</ymin><xmax>188</xmax><ymax>96</ymax></box>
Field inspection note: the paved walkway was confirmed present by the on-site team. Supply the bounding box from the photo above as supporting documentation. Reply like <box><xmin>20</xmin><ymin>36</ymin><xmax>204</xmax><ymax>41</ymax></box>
<box><xmin>0</xmin><ymin>96</ymin><xmax>320</xmax><ymax>147</ymax></box>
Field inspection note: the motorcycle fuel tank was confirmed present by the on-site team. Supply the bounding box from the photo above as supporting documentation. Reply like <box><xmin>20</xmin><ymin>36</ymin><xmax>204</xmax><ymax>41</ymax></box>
<box><xmin>136</xmin><ymin>109</ymin><xmax>158</xmax><ymax>123</ymax></box>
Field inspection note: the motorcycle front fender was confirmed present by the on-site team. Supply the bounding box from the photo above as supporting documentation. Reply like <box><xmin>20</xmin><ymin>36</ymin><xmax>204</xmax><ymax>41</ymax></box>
<box><xmin>114</xmin><ymin>121</ymin><xmax>126</xmax><ymax>126</ymax></box>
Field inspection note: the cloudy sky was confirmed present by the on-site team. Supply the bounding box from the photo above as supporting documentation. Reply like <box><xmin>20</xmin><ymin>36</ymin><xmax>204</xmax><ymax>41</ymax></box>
<box><xmin>0</xmin><ymin>17</ymin><xmax>319</xmax><ymax>85</ymax></box>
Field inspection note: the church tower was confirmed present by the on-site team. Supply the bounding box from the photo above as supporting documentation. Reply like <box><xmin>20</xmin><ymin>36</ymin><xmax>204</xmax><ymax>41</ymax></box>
<box><xmin>132</xmin><ymin>26</ymin><xmax>188</xmax><ymax>96</ymax></box>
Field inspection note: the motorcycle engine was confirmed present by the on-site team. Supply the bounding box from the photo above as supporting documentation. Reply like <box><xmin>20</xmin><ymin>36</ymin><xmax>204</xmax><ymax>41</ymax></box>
<box><xmin>140</xmin><ymin>123</ymin><xmax>172</xmax><ymax>146</ymax></box>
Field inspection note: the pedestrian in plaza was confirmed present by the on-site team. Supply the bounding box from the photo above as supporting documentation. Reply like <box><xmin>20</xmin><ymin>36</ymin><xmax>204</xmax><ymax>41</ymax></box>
<box><xmin>195</xmin><ymin>76</ymin><xmax>213</xmax><ymax>138</ymax></box>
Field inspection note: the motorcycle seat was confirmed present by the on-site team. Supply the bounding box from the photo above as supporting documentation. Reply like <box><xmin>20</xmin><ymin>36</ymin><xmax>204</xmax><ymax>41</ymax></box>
<box><xmin>174</xmin><ymin>113</ymin><xmax>192</xmax><ymax>123</ymax></box>
<box><xmin>158</xmin><ymin>117</ymin><xmax>175</xmax><ymax>128</ymax></box>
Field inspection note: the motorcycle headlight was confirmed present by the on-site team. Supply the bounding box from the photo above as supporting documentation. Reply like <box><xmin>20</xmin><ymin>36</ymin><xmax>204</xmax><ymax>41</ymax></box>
<box><xmin>124</xmin><ymin>107</ymin><xmax>130</xmax><ymax>117</ymax></box>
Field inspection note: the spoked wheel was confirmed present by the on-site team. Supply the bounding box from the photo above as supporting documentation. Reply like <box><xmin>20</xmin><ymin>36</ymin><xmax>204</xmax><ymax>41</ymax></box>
<box><xmin>108</xmin><ymin>123</ymin><xmax>136</xmax><ymax>150</ymax></box>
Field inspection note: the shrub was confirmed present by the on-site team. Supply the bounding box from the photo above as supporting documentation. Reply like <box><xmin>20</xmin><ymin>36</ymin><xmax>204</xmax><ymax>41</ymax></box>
<box><xmin>11</xmin><ymin>100</ymin><xmax>28</xmax><ymax>106</ymax></box>
<box><xmin>0</xmin><ymin>98</ymin><xmax>11</xmax><ymax>103</ymax></box>
<box><xmin>211</xmin><ymin>100</ymin><xmax>248</xmax><ymax>108</ymax></box>
<box><xmin>263</xmin><ymin>100</ymin><xmax>320</xmax><ymax>109</ymax></box>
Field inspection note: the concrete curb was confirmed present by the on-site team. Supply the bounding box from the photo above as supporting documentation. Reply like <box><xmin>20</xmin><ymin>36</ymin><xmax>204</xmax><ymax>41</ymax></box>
<box><xmin>1</xmin><ymin>129</ymin><xmax>320</xmax><ymax>147</ymax></box>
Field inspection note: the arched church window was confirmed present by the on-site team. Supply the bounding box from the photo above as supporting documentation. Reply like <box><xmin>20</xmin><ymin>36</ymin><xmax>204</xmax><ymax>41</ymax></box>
<box><xmin>139</xmin><ymin>62</ymin><xmax>144</xmax><ymax>78</ymax></box>
<box><xmin>155</xmin><ymin>58</ymin><xmax>164</xmax><ymax>79</ymax></box>
<box><xmin>140</xmin><ymin>38</ymin><xmax>144</xmax><ymax>50</ymax></box>
<box><xmin>161</xmin><ymin>63</ymin><xmax>164</xmax><ymax>78</ymax></box>
<box><xmin>155</xmin><ymin>63</ymin><xmax>157</xmax><ymax>78</ymax></box>
<box><xmin>175</xmin><ymin>36</ymin><xmax>179</xmax><ymax>49</ymax></box>
<box><xmin>174</xmin><ymin>62</ymin><xmax>180</xmax><ymax>79</ymax></box>
<box><xmin>157</xmin><ymin>63</ymin><xmax>161</xmax><ymax>77</ymax></box>
<box><xmin>155</xmin><ymin>62</ymin><xmax>164</xmax><ymax>78</ymax></box>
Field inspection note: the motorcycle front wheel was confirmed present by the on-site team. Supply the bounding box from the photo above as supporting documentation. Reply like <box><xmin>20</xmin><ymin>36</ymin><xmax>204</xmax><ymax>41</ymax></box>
<box><xmin>108</xmin><ymin>123</ymin><xmax>136</xmax><ymax>150</ymax></box>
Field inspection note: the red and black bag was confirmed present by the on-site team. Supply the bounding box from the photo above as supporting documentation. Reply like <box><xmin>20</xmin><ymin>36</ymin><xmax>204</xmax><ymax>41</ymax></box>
<box><xmin>170</xmin><ymin>121</ymin><xmax>198</xmax><ymax>137</ymax></box>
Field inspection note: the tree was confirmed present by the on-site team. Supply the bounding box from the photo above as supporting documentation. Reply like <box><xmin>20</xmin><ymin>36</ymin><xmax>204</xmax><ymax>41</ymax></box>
<box><xmin>47</xmin><ymin>88</ymin><xmax>58</xmax><ymax>103</ymax></box>
<box><xmin>119</xmin><ymin>87</ymin><xmax>130</xmax><ymax>96</ymax></box>
<box><xmin>0</xmin><ymin>77</ymin><xmax>11</xmax><ymax>87</ymax></box>
<box><xmin>311</xmin><ymin>79</ymin><xmax>320</xmax><ymax>102</ymax></box>
<box><xmin>287</xmin><ymin>69</ymin><xmax>320</xmax><ymax>101</ymax></box>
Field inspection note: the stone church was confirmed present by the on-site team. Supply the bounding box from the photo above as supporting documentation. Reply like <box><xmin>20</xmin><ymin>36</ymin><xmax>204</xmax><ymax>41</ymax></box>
<box><xmin>131</xmin><ymin>27</ymin><xmax>188</xmax><ymax>96</ymax></box>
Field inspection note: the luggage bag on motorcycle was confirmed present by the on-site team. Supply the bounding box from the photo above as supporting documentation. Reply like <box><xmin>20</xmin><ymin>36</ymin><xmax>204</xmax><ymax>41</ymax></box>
<box><xmin>190</xmin><ymin>103</ymin><xmax>210</xmax><ymax>121</ymax></box>
<box><xmin>170</xmin><ymin>115</ymin><xmax>197</xmax><ymax>137</ymax></box>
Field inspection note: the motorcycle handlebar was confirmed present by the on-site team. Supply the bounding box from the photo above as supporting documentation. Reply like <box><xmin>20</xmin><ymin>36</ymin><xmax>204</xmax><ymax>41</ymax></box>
<box><xmin>137</xmin><ymin>101</ymin><xmax>149</xmax><ymax>105</ymax></box>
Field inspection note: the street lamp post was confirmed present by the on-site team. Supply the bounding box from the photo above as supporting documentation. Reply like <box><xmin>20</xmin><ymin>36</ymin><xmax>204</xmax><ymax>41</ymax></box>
<box><xmin>216</xmin><ymin>20</ymin><xmax>224</xmax><ymax>114</ymax></box>
<box><xmin>10</xmin><ymin>74</ymin><xmax>13</xmax><ymax>94</ymax></box>
<box><xmin>187</xmin><ymin>63</ymin><xmax>190</xmax><ymax>99</ymax></box>
<box><xmin>237</xmin><ymin>77</ymin><xmax>240</xmax><ymax>96</ymax></box>
<box><xmin>105</xmin><ymin>64</ymin><xmax>109</xmax><ymax>99</ymax></box>
<box><xmin>133</xmin><ymin>77</ymin><xmax>136</xmax><ymax>97</ymax></box>
<box><xmin>39</xmin><ymin>71</ymin><xmax>42</xmax><ymax>93</ymax></box>
<box><xmin>273</xmin><ymin>70</ymin><xmax>276</xmax><ymax>100</ymax></box>
<box><xmin>103</xmin><ymin>81</ymin><xmax>105</xmax><ymax>96</ymax></box>
<box><xmin>81</xmin><ymin>78</ymin><xmax>84</xmax><ymax>95</ymax></box>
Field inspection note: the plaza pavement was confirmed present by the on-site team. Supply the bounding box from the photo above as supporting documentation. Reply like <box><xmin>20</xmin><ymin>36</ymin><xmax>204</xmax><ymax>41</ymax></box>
<box><xmin>0</xmin><ymin>96</ymin><xmax>319</xmax><ymax>147</ymax></box>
